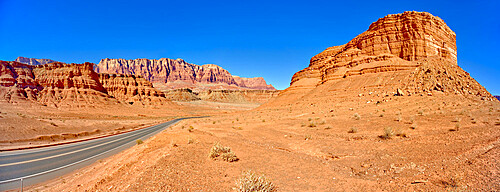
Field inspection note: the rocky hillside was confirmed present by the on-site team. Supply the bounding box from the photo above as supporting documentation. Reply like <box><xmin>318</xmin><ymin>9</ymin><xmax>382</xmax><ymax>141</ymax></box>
<box><xmin>286</xmin><ymin>11</ymin><xmax>493</xmax><ymax>100</ymax></box>
<box><xmin>0</xmin><ymin>61</ymin><xmax>171</xmax><ymax>107</ymax></box>
<box><xmin>99</xmin><ymin>73</ymin><xmax>170</xmax><ymax>105</ymax></box>
<box><xmin>15</xmin><ymin>56</ymin><xmax>58</xmax><ymax>65</ymax></box>
<box><xmin>96</xmin><ymin>58</ymin><xmax>276</xmax><ymax>90</ymax></box>
<box><xmin>163</xmin><ymin>88</ymin><xmax>280</xmax><ymax>104</ymax></box>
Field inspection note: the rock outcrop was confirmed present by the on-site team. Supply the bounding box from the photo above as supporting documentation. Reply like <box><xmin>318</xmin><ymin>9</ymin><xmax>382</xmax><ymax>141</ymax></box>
<box><xmin>0</xmin><ymin>61</ymin><xmax>172</xmax><ymax>107</ymax></box>
<box><xmin>0</xmin><ymin>61</ymin><xmax>39</xmax><ymax>101</ymax></box>
<box><xmin>15</xmin><ymin>57</ymin><xmax>58</xmax><ymax>65</ymax></box>
<box><xmin>163</xmin><ymin>88</ymin><xmax>280</xmax><ymax>104</ymax></box>
<box><xmin>288</xmin><ymin>11</ymin><xmax>493</xmax><ymax>99</ymax></box>
<box><xmin>96</xmin><ymin>58</ymin><xmax>275</xmax><ymax>90</ymax></box>
<box><xmin>99</xmin><ymin>73</ymin><xmax>170</xmax><ymax>105</ymax></box>
<box><xmin>232</xmin><ymin>76</ymin><xmax>276</xmax><ymax>90</ymax></box>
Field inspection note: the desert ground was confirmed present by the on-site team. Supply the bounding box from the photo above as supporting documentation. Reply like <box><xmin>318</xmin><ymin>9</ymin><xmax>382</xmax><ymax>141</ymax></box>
<box><xmin>21</xmin><ymin>82</ymin><xmax>500</xmax><ymax>191</ymax></box>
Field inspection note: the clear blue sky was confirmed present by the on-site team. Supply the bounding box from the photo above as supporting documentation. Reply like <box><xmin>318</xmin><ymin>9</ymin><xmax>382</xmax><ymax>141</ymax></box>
<box><xmin>0</xmin><ymin>0</ymin><xmax>499</xmax><ymax>93</ymax></box>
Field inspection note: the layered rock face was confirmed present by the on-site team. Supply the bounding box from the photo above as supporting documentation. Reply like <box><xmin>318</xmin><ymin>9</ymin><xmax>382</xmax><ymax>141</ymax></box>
<box><xmin>96</xmin><ymin>58</ymin><xmax>275</xmax><ymax>90</ymax></box>
<box><xmin>15</xmin><ymin>57</ymin><xmax>57</xmax><ymax>65</ymax></box>
<box><xmin>0</xmin><ymin>61</ymin><xmax>171</xmax><ymax>107</ymax></box>
<box><xmin>232</xmin><ymin>76</ymin><xmax>276</xmax><ymax>90</ymax></box>
<box><xmin>163</xmin><ymin>88</ymin><xmax>280</xmax><ymax>103</ymax></box>
<box><xmin>0</xmin><ymin>61</ymin><xmax>39</xmax><ymax>101</ymax></box>
<box><xmin>99</xmin><ymin>73</ymin><xmax>170</xmax><ymax>105</ymax></box>
<box><xmin>289</xmin><ymin>11</ymin><xmax>492</xmax><ymax>99</ymax></box>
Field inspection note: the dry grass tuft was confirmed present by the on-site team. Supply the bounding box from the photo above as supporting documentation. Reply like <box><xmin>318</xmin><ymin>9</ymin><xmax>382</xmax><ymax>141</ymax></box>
<box><xmin>308</xmin><ymin>121</ymin><xmax>317</xmax><ymax>127</ymax></box>
<box><xmin>353</xmin><ymin>113</ymin><xmax>361</xmax><ymax>120</ymax></box>
<box><xmin>235</xmin><ymin>170</ymin><xmax>277</xmax><ymax>192</ymax></box>
<box><xmin>379</xmin><ymin>127</ymin><xmax>394</xmax><ymax>139</ymax></box>
<box><xmin>348</xmin><ymin>127</ymin><xmax>358</xmax><ymax>133</ymax></box>
<box><xmin>209</xmin><ymin>142</ymin><xmax>238</xmax><ymax>162</ymax></box>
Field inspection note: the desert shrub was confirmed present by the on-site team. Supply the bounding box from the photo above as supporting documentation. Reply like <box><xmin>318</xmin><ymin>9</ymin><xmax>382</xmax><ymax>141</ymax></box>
<box><xmin>188</xmin><ymin>126</ymin><xmax>194</xmax><ymax>132</ymax></box>
<box><xmin>348</xmin><ymin>127</ymin><xmax>358</xmax><ymax>133</ymax></box>
<box><xmin>187</xmin><ymin>137</ymin><xmax>194</xmax><ymax>144</ymax></box>
<box><xmin>209</xmin><ymin>142</ymin><xmax>238</xmax><ymax>162</ymax></box>
<box><xmin>308</xmin><ymin>121</ymin><xmax>317</xmax><ymax>127</ymax></box>
<box><xmin>262</xmin><ymin>119</ymin><xmax>266</xmax><ymax>122</ymax></box>
<box><xmin>235</xmin><ymin>170</ymin><xmax>277</xmax><ymax>192</ymax></box>
<box><xmin>409</xmin><ymin>124</ymin><xmax>417</xmax><ymax>129</ymax></box>
<box><xmin>379</xmin><ymin>114</ymin><xmax>384</xmax><ymax>117</ymax></box>
<box><xmin>304</xmin><ymin>134</ymin><xmax>312</xmax><ymax>140</ymax></box>
<box><xmin>380</xmin><ymin>127</ymin><xmax>394</xmax><ymax>139</ymax></box>
<box><xmin>395</xmin><ymin>129</ymin><xmax>408</xmax><ymax>137</ymax></box>
<box><xmin>308</xmin><ymin>118</ymin><xmax>312</xmax><ymax>121</ymax></box>
<box><xmin>418</xmin><ymin>110</ymin><xmax>424</xmax><ymax>116</ymax></box>
<box><xmin>449</xmin><ymin>123</ymin><xmax>461</xmax><ymax>131</ymax></box>
<box><xmin>353</xmin><ymin>113</ymin><xmax>361</xmax><ymax>120</ymax></box>
<box><xmin>319</xmin><ymin>119</ymin><xmax>326</xmax><ymax>125</ymax></box>
<box><xmin>213</xmin><ymin>121</ymin><xmax>216</xmax><ymax>124</ymax></box>
<box><xmin>136</xmin><ymin>139</ymin><xmax>143</xmax><ymax>145</ymax></box>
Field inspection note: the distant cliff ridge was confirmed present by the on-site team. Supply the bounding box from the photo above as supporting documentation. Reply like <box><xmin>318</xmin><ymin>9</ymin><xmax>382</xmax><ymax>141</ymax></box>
<box><xmin>96</xmin><ymin>58</ymin><xmax>276</xmax><ymax>91</ymax></box>
<box><xmin>15</xmin><ymin>57</ymin><xmax>58</xmax><ymax>65</ymax></box>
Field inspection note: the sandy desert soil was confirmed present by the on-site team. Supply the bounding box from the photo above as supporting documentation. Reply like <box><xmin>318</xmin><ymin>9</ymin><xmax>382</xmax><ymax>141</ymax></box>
<box><xmin>25</xmin><ymin>90</ymin><xmax>500</xmax><ymax>191</ymax></box>
<box><xmin>0</xmin><ymin>100</ymin><xmax>257</xmax><ymax>150</ymax></box>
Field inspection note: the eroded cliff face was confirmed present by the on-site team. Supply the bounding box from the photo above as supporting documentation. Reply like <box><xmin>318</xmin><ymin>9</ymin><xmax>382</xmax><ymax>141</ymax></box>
<box><xmin>15</xmin><ymin>57</ymin><xmax>58</xmax><ymax>65</ymax></box>
<box><xmin>0</xmin><ymin>61</ymin><xmax>39</xmax><ymax>101</ymax></box>
<box><xmin>96</xmin><ymin>58</ymin><xmax>275</xmax><ymax>90</ymax></box>
<box><xmin>289</xmin><ymin>11</ymin><xmax>492</xmax><ymax>99</ymax></box>
<box><xmin>232</xmin><ymin>76</ymin><xmax>276</xmax><ymax>90</ymax></box>
<box><xmin>0</xmin><ymin>61</ymin><xmax>172</xmax><ymax>107</ymax></box>
<box><xmin>99</xmin><ymin>74</ymin><xmax>171</xmax><ymax>105</ymax></box>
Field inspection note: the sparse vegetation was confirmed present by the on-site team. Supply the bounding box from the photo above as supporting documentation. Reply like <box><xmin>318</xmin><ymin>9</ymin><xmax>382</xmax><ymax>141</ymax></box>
<box><xmin>262</xmin><ymin>119</ymin><xmax>265</xmax><ymax>122</ymax></box>
<box><xmin>449</xmin><ymin>123</ymin><xmax>461</xmax><ymax>131</ymax></box>
<box><xmin>395</xmin><ymin>129</ymin><xmax>408</xmax><ymax>138</ymax></box>
<box><xmin>213</xmin><ymin>121</ymin><xmax>216</xmax><ymax>124</ymax></box>
<box><xmin>308</xmin><ymin>121</ymin><xmax>317</xmax><ymax>127</ymax></box>
<box><xmin>410</xmin><ymin>124</ymin><xmax>417</xmax><ymax>129</ymax></box>
<box><xmin>188</xmin><ymin>126</ymin><xmax>194</xmax><ymax>132</ymax></box>
<box><xmin>235</xmin><ymin>170</ymin><xmax>277</xmax><ymax>192</ymax></box>
<box><xmin>348</xmin><ymin>127</ymin><xmax>358</xmax><ymax>133</ymax></box>
<box><xmin>379</xmin><ymin>114</ymin><xmax>384</xmax><ymax>117</ymax></box>
<box><xmin>353</xmin><ymin>113</ymin><xmax>361</xmax><ymax>120</ymax></box>
<box><xmin>418</xmin><ymin>110</ymin><xmax>424</xmax><ymax>116</ymax></box>
<box><xmin>304</xmin><ymin>134</ymin><xmax>312</xmax><ymax>140</ymax></box>
<box><xmin>50</xmin><ymin>122</ymin><xmax>57</xmax><ymax>127</ymax></box>
<box><xmin>187</xmin><ymin>137</ymin><xmax>194</xmax><ymax>144</ymax></box>
<box><xmin>209</xmin><ymin>142</ymin><xmax>238</xmax><ymax>162</ymax></box>
<box><xmin>380</xmin><ymin>127</ymin><xmax>394</xmax><ymax>139</ymax></box>
<box><xmin>136</xmin><ymin>139</ymin><xmax>143</xmax><ymax>145</ymax></box>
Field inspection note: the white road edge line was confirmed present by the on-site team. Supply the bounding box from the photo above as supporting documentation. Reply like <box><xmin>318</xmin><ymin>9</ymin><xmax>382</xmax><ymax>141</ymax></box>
<box><xmin>0</xmin><ymin>120</ymin><xmax>179</xmax><ymax>184</ymax></box>
<box><xmin>0</xmin><ymin>122</ymin><xmax>170</xmax><ymax>167</ymax></box>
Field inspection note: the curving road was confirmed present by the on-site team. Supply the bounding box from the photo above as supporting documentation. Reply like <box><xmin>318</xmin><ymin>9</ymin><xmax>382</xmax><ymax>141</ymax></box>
<box><xmin>0</xmin><ymin>117</ymin><xmax>190</xmax><ymax>191</ymax></box>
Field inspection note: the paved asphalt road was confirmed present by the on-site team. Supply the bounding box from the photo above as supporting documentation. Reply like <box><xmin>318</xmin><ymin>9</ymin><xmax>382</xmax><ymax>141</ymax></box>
<box><xmin>0</xmin><ymin>117</ymin><xmax>189</xmax><ymax>191</ymax></box>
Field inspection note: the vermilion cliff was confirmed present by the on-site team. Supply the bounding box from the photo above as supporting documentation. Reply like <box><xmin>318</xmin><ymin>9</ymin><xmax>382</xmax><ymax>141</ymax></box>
<box><xmin>0</xmin><ymin>61</ymin><xmax>170</xmax><ymax>107</ymax></box>
<box><xmin>288</xmin><ymin>11</ymin><xmax>492</xmax><ymax>99</ymax></box>
<box><xmin>95</xmin><ymin>58</ymin><xmax>276</xmax><ymax>91</ymax></box>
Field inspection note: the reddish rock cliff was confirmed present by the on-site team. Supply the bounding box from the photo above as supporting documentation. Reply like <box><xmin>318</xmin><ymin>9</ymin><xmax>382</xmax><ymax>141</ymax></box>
<box><xmin>233</xmin><ymin>76</ymin><xmax>276</xmax><ymax>90</ymax></box>
<box><xmin>0</xmin><ymin>61</ymin><xmax>172</xmax><ymax>107</ymax></box>
<box><xmin>289</xmin><ymin>11</ymin><xmax>492</xmax><ymax>99</ymax></box>
<box><xmin>96</xmin><ymin>58</ymin><xmax>275</xmax><ymax>90</ymax></box>
<box><xmin>99</xmin><ymin>73</ymin><xmax>171</xmax><ymax>105</ymax></box>
<box><xmin>15</xmin><ymin>57</ymin><xmax>58</xmax><ymax>65</ymax></box>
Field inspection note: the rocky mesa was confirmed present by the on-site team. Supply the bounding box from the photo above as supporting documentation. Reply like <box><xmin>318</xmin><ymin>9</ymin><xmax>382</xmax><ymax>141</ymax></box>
<box><xmin>95</xmin><ymin>58</ymin><xmax>276</xmax><ymax>91</ymax></box>
<box><xmin>287</xmin><ymin>11</ymin><xmax>493</xmax><ymax>100</ymax></box>
<box><xmin>0</xmin><ymin>60</ymin><xmax>171</xmax><ymax>107</ymax></box>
